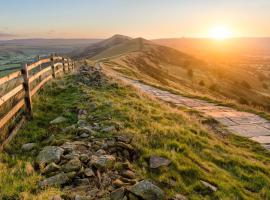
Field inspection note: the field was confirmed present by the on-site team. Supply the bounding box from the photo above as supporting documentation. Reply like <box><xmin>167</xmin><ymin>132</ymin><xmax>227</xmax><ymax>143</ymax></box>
<box><xmin>0</xmin><ymin>39</ymin><xmax>101</xmax><ymax>77</ymax></box>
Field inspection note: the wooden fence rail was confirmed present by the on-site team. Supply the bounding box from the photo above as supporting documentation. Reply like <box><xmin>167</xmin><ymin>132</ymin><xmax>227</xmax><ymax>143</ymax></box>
<box><xmin>0</xmin><ymin>54</ymin><xmax>76</xmax><ymax>149</ymax></box>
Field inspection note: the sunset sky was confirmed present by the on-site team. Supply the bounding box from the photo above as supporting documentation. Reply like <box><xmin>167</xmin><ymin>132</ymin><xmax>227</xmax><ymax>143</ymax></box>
<box><xmin>1</xmin><ymin>0</ymin><xmax>270</xmax><ymax>39</ymax></box>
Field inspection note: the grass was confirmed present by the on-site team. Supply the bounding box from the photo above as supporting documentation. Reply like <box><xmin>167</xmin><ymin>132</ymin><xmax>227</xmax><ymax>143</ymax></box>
<box><xmin>101</xmin><ymin>60</ymin><xmax>270</xmax><ymax>121</ymax></box>
<box><xmin>1</xmin><ymin>72</ymin><xmax>270</xmax><ymax>199</ymax></box>
<box><xmin>0</xmin><ymin>75</ymin><xmax>80</xmax><ymax>199</ymax></box>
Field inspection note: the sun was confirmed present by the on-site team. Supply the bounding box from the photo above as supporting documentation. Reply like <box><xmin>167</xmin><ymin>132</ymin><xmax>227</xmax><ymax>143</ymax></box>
<box><xmin>210</xmin><ymin>26</ymin><xmax>232</xmax><ymax>40</ymax></box>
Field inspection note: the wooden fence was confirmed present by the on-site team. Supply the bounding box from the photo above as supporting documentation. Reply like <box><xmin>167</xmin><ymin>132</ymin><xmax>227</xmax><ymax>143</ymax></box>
<box><xmin>0</xmin><ymin>55</ymin><xmax>76</xmax><ymax>149</ymax></box>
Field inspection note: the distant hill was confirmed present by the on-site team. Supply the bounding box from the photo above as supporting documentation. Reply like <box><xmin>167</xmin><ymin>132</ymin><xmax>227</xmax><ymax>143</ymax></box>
<box><xmin>71</xmin><ymin>34</ymin><xmax>132</xmax><ymax>58</ymax></box>
<box><xmin>89</xmin><ymin>35</ymin><xmax>270</xmax><ymax>111</ymax></box>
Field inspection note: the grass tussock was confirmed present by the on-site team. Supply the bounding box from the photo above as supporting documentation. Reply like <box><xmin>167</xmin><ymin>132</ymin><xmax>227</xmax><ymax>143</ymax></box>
<box><xmin>0</xmin><ymin>74</ymin><xmax>270</xmax><ymax>199</ymax></box>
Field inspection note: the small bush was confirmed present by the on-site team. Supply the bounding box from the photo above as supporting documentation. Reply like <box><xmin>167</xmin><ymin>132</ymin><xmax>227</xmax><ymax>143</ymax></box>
<box><xmin>187</xmin><ymin>69</ymin><xmax>193</xmax><ymax>78</ymax></box>
<box><xmin>241</xmin><ymin>81</ymin><xmax>251</xmax><ymax>89</ymax></box>
<box><xmin>209</xmin><ymin>83</ymin><xmax>218</xmax><ymax>91</ymax></box>
<box><xmin>262</xmin><ymin>83</ymin><xmax>268</xmax><ymax>89</ymax></box>
<box><xmin>238</xmin><ymin>97</ymin><xmax>249</xmax><ymax>105</ymax></box>
<box><xmin>199</xmin><ymin>80</ymin><xmax>205</xmax><ymax>86</ymax></box>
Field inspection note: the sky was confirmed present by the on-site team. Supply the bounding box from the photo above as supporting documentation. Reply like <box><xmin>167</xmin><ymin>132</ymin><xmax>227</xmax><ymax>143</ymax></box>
<box><xmin>0</xmin><ymin>0</ymin><xmax>270</xmax><ymax>39</ymax></box>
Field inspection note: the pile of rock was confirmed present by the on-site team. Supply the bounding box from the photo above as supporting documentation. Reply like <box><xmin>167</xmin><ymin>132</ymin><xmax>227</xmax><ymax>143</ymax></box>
<box><xmin>78</xmin><ymin>65</ymin><xmax>105</xmax><ymax>86</ymax></box>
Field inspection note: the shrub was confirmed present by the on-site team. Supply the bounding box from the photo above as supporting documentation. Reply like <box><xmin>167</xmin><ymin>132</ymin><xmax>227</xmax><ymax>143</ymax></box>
<box><xmin>199</xmin><ymin>80</ymin><xmax>205</xmax><ymax>86</ymax></box>
<box><xmin>209</xmin><ymin>83</ymin><xmax>218</xmax><ymax>91</ymax></box>
<box><xmin>238</xmin><ymin>97</ymin><xmax>249</xmax><ymax>105</ymax></box>
<box><xmin>187</xmin><ymin>69</ymin><xmax>193</xmax><ymax>78</ymax></box>
<box><xmin>262</xmin><ymin>83</ymin><xmax>268</xmax><ymax>89</ymax></box>
<box><xmin>241</xmin><ymin>81</ymin><xmax>251</xmax><ymax>89</ymax></box>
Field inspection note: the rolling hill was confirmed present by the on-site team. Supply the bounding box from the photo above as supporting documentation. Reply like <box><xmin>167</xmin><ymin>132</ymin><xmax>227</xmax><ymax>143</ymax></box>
<box><xmin>83</xmin><ymin>35</ymin><xmax>270</xmax><ymax>112</ymax></box>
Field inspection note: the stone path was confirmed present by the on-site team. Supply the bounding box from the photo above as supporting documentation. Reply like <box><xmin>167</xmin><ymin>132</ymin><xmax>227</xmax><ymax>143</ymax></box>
<box><xmin>123</xmin><ymin>78</ymin><xmax>270</xmax><ymax>149</ymax></box>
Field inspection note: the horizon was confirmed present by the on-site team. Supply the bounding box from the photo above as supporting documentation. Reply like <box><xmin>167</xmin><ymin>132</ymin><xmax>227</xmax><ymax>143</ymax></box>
<box><xmin>1</xmin><ymin>0</ymin><xmax>270</xmax><ymax>39</ymax></box>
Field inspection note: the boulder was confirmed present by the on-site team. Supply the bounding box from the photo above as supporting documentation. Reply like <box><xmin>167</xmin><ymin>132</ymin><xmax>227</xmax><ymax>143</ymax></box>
<box><xmin>74</xmin><ymin>178</ymin><xmax>90</xmax><ymax>186</ymax></box>
<box><xmin>39</xmin><ymin>172</ymin><xmax>69</xmax><ymax>187</ymax></box>
<box><xmin>110</xmin><ymin>187</ymin><xmax>125</xmax><ymax>200</ymax></box>
<box><xmin>149</xmin><ymin>155</ymin><xmax>171</xmax><ymax>169</ymax></box>
<box><xmin>128</xmin><ymin>180</ymin><xmax>164</xmax><ymax>200</ymax></box>
<box><xmin>37</xmin><ymin>146</ymin><xmax>64</xmax><ymax>166</ymax></box>
<box><xmin>62</xmin><ymin>158</ymin><xmax>82</xmax><ymax>172</ymax></box>
<box><xmin>50</xmin><ymin>195</ymin><xmax>63</xmax><ymax>200</ymax></box>
<box><xmin>80</xmin><ymin>133</ymin><xmax>89</xmax><ymax>138</ymax></box>
<box><xmin>121</xmin><ymin>170</ymin><xmax>136</xmax><ymax>179</ymax></box>
<box><xmin>50</xmin><ymin>116</ymin><xmax>67</xmax><ymax>124</ymax></box>
<box><xmin>21</xmin><ymin>143</ymin><xmax>36</xmax><ymax>151</ymax></box>
<box><xmin>42</xmin><ymin>162</ymin><xmax>61</xmax><ymax>175</ymax></box>
<box><xmin>84</xmin><ymin>168</ymin><xmax>95</xmax><ymax>177</ymax></box>
<box><xmin>90</xmin><ymin>155</ymin><xmax>116</xmax><ymax>171</ymax></box>
<box><xmin>101</xmin><ymin>126</ymin><xmax>115</xmax><ymax>133</ymax></box>
<box><xmin>116</xmin><ymin>135</ymin><xmax>132</xmax><ymax>144</ymax></box>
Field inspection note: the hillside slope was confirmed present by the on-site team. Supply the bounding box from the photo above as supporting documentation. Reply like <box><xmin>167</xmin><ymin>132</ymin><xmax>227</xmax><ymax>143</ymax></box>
<box><xmin>91</xmin><ymin>36</ymin><xmax>270</xmax><ymax>112</ymax></box>
<box><xmin>1</xmin><ymin>66</ymin><xmax>270</xmax><ymax>199</ymax></box>
<box><xmin>71</xmin><ymin>34</ymin><xmax>131</xmax><ymax>58</ymax></box>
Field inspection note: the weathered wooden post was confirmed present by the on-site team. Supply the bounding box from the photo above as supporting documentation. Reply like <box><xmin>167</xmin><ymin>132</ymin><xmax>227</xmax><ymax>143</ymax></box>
<box><xmin>51</xmin><ymin>54</ymin><xmax>56</xmax><ymax>78</ymax></box>
<box><xmin>62</xmin><ymin>57</ymin><xmax>66</xmax><ymax>73</ymax></box>
<box><xmin>22</xmin><ymin>63</ymin><xmax>32</xmax><ymax>118</ymax></box>
<box><xmin>37</xmin><ymin>55</ymin><xmax>42</xmax><ymax>82</ymax></box>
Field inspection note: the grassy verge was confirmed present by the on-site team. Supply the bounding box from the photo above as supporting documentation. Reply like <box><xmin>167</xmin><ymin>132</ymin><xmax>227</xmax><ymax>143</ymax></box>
<box><xmin>79</xmin><ymin>76</ymin><xmax>270</xmax><ymax>199</ymax></box>
<box><xmin>1</xmin><ymin>72</ymin><xmax>270</xmax><ymax>199</ymax></box>
<box><xmin>0</xmin><ymin>75</ymin><xmax>80</xmax><ymax>199</ymax></box>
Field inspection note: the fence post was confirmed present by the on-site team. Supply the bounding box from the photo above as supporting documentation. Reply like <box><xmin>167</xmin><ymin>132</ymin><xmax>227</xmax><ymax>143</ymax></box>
<box><xmin>37</xmin><ymin>55</ymin><xmax>42</xmax><ymax>82</ymax></box>
<box><xmin>62</xmin><ymin>57</ymin><xmax>66</xmax><ymax>73</ymax></box>
<box><xmin>22</xmin><ymin>63</ymin><xmax>32</xmax><ymax>118</ymax></box>
<box><xmin>51</xmin><ymin>54</ymin><xmax>56</xmax><ymax>78</ymax></box>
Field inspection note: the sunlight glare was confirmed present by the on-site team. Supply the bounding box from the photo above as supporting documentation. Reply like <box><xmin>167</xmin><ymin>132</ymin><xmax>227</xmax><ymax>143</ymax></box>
<box><xmin>210</xmin><ymin>26</ymin><xmax>232</xmax><ymax>40</ymax></box>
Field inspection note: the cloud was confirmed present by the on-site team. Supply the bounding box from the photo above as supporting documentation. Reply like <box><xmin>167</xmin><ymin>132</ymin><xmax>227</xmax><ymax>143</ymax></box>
<box><xmin>0</xmin><ymin>32</ymin><xmax>17</xmax><ymax>38</ymax></box>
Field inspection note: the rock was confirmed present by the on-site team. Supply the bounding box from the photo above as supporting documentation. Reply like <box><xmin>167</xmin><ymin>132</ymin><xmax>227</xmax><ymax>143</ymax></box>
<box><xmin>43</xmin><ymin>134</ymin><xmax>55</xmax><ymax>145</ymax></box>
<box><xmin>80</xmin><ymin>133</ymin><xmax>89</xmax><ymax>138</ymax></box>
<box><xmin>39</xmin><ymin>172</ymin><xmax>69</xmax><ymax>187</ymax></box>
<box><xmin>95</xmin><ymin>149</ymin><xmax>106</xmax><ymax>156</ymax></box>
<box><xmin>62</xmin><ymin>158</ymin><xmax>82</xmax><ymax>172</ymax></box>
<box><xmin>74</xmin><ymin>195</ymin><xmax>93</xmax><ymax>200</ymax></box>
<box><xmin>172</xmin><ymin>194</ymin><xmax>187</xmax><ymax>200</ymax></box>
<box><xmin>121</xmin><ymin>170</ymin><xmax>136</xmax><ymax>179</ymax></box>
<box><xmin>115</xmin><ymin>142</ymin><xmax>134</xmax><ymax>151</ymax></box>
<box><xmin>101</xmin><ymin>126</ymin><xmax>115</xmax><ymax>133</ymax></box>
<box><xmin>42</xmin><ymin>162</ymin><xmax>61</xmax><ymax>175</ymax></box>
<box><xmin>84</xmin><ymin>168</ymin><xmax>95</xmax><ymax>177</ymax></box>
<box><xmin>37</xmin><ymin>146</ymin><xmax>64</xmax><ymax>166</ymax></box>
<box><xmin>112</xmin><ymin>179</ymin><xmax>129</xmax><ymax>188</ymax></box>
<box><xmin>66</xmin><ymin>171</ymin><xmax>77</xmax><ymax>179</ymax></box>
<box><xmin>21</xmin><ymin>143</ymin><xmax>36</xmax><ymax>151</ymax></box>
<box><xmin>149</xmin><ymin>155</ymin><xmax>171</xmax><ymax>169</ymax></box>
<box><xmin>50</xmin><ymin>116</ymin><xmax>67</xmax><ymax>124</ymax></box>
<box><xmin>90</xmin><ymin>155</ymin><xmax>116</xmax><ymax>171</ymax></box>
<box><xmin>63</xmin><ymin>124</ymin><xmax>76</xmax><ymax>133</ymax></box>
<box><xmin>80</xmin><ymin>154</ymin><xmax>90</xmax><ymax>163</ymax></box>
<box><xmin>128</xmin><ymin>180</ymin><xmax>164</xmax><ymax>200</ymax></box>
<box><xmin>120</xmin><ymin>177</ymin><xmax>136</xmax><ymax>185</ymax></box>
<box><xmin>128</xmin><ymin>193</ymin><xmax>140</xmax><ymax>200</ymax></box>
<box><xmin>74</xmin><ymin>178</ymin><xmax>90</xmax><ymax>186</ymax></box>
<box><xmin>51</xmin><ymin>195</ymin><xmax>63</xmax><ymax>200</ymax></box>
<box><xmin>77</xmin><ymin>126</ymin><xmax>95</xmax><ymax>134</ymax></box>
<box><xmin>110</xmin><ymin>187</ymin><xmax>125</xmax><ymax>200</ymax></box>
<box><xmin>200</xmin><ymin>180</ymin><xmax>217</xmax><ymax>192</ymax></box>
<box><xmin>116</xmin><ymin>135</ymin><xmax>132</xmax><ymax>144</ymax></box>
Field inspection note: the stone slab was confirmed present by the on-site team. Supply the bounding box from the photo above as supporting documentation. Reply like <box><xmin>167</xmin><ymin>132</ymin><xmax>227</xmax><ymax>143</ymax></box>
<box><xmin>260</xmin><ymin>123</ymin><xmax>270</xmax><ymax>130</ymax></box>
<box><xmin>215</xmin><ymin>117</ymin><xmax>238</xmax><ymax>126</ymax></box>
<box><xmin>251</xmin><ymin>136</ymin><xmax>270</xmax><ymax>144</ymax></box>
<box><xmin>227</xmin><ymin>124</ymin><xmax>270</xmax><ymax>138</ymax></box>
<box><xmin>229</xmin><ymin>116</ymin><xmax>268</xmax><ymax>125</ymax></box>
